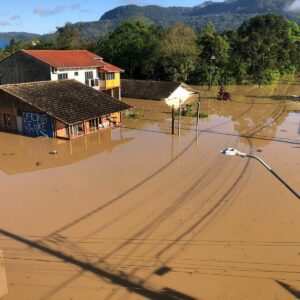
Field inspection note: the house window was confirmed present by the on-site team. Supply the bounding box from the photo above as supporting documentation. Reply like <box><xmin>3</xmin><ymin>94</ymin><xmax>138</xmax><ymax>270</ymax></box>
<box><xmin>88</xmin><ymin>118</ymin><xmax>98</xmax><ymax>132</ymax></box>
<box><xmin>99</xmin><ymin>72</ymin><xmax>105</xmax><ymax>80</ymax></box>
<box><xmin>2</xmin><ymin>113</ymin><xmax>11</xmax><ymax>127</ymax></box>
<box><xmin>85</xmin><ymin>71</ymin><xmax>93</xmax><ymax>79</ymax></box>
<box><xmin>85</xmin><ymin>79</ymin><xmax>99</xmax><ymax>87</ymax></box>
<box><xmin>74</xmin><ymin>72</ymin><xmax>79</xmax><ymax>76</ymax></box>
<box><xmin>70</xmin><ymin>123</ymin><xmax>84</xmax><ymax>138</ymax></box>
<box><xmin>58</xmin><ymin>73</ymin><xmax>68</xmax><ymax>80</ymax></box>
<box><xmin>93</xmin><ymin>79</ymin><xmax>99</xmax><ymax>87</ymax></box>
<box><xmin>107</xmin><ymin>72</ymin><xmax>115</xmax><ymax>80</ymax></box>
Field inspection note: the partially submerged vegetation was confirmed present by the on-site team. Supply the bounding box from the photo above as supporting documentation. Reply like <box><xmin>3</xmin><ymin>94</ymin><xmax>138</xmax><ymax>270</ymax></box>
<box><xmin>181</xmin><ymin>104</ymin><xmax>208</xmax><ymax>118</ymax></box>
<box><xmin>166</xmin><ymin>104</ymin><xmax>209</xmax><ymax>118</ymax></box>
<box><xmin>124</xmin><ymin>111</ymin><xmax>144</xmax><ymax>119</ymax></box>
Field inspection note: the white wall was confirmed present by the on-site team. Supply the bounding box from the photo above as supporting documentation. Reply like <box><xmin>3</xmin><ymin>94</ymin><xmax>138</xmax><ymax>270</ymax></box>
<box><xmin>50</xmin><ymin>68</ymin><xmax>99</xmax><ymax>89</ymax></box>
<box><xmin>165</xmin><ymin>85</ymin><xmax>194</xmax><ymax>108</ymax></box>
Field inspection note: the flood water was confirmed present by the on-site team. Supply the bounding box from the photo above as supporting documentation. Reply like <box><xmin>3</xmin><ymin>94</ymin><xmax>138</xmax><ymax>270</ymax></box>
<box><xmin>0</xmin><ymin>79</ymin><xmax>299</xmax><ymax>299</ymax></box>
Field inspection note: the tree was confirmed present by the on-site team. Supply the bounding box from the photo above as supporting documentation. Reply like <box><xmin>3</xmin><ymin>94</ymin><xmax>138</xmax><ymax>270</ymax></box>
<box><xmin>97</xmin><ymin>18</ymin><xmax>161</xmax><ymax>79</ymax></box>
<box><xmin>56</xmin><ymin>22</ymin><xmax>89</xmax><ymax>50</ymax></box>
<box><xmin>223</xmin><ymin>29</ymin><xmax>247</xmax><ymax>84</ymax></box>
<box><xmin>158</xmin><ymin>23</ymin><xmax>199</xmax><ymax>82</ymax></box>
<box><xmin>237</xmin><ymin>14</ymin><xmax>298</xmax><ymax>84</ymax></box>
<box><xmin>288</xmin><ymin>20</ymin><xmax>300</xmax><ymax>71</ymax></box>
<box><xmin>195</xmin><ymin>22</ymin><xmax>230</xmax><ymax>85</ymax></box>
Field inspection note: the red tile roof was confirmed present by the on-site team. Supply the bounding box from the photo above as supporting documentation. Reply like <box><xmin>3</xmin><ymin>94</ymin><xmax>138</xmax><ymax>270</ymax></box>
<box><xmin>21</xmin><ymin>50</ymin><xmax>124</xmax><ymax>72</ymax></box>
<box><xmin>101</xmin><ymin>61</ymin><xmax>124</xmax><ymax>73</ymax></box>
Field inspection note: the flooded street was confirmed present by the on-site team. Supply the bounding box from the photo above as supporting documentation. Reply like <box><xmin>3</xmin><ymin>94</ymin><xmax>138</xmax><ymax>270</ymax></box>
<box><xmin>0</xmin><ymin>79</ymin><xmax>300</xmax><ymax>299</ymax></box>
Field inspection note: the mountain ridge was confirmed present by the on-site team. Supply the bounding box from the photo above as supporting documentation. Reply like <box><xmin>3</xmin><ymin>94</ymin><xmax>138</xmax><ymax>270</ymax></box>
<box><xmin>72</xmin><ymin>0</ymin><xmax>300</xmax><ymax>39</ymax></box>
<box><xmin>0</xmin><ymin>0</ymin><xmax>299</xmax><ymax>42</ymax></box>
<box><xmin>0</xmin><ymin>32</ymin><xmax>41</xmax><ymax>43</ymax></box>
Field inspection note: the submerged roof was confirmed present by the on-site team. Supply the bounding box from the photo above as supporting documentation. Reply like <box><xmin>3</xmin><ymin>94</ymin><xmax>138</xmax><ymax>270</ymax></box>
<box><xmin>121</xmin><ymin>79</ymin><xmax>196</xmax><ymax>100</ymax></box>
<box><xmin>0</xmin><ymin>80</ymin><xmax>131</xmax><ymax>124</ymax></box>
<box><xmin>21</xmin><ymin>50</ymin><xmax>124</xmax><ymax>72</ymax></box>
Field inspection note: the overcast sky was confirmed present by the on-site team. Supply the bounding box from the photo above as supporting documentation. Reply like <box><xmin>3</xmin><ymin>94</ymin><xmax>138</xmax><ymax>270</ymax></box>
<box><xmin>0</xmin><ymin>0</ymin><xmax>223</xmax><ymax>34</ymax></box>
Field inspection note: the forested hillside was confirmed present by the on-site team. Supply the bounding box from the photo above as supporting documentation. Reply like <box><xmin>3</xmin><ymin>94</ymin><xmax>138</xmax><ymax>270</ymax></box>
<box><xmin>67</xmin><ymin>0</ymin><xmax>300</xmax><ymax>39</ymax></box>
<box><xmin>1</xmin><ymin>0</ymin><xmax>299</xmax><ymax>42</ymax></box>
<box><xmin>0</xmin><ymin>32</ymin><xmax>41</xmax><ymax>42</ymax></box>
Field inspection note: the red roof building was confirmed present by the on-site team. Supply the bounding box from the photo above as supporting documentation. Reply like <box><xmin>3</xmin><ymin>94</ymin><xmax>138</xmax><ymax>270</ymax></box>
<box><xmin>21</xmin><ymin>50</ymin><xmax>124</xmax><ymax>72</ymax></box>
<box><xmin>0</xmin><ymin>49</ymin><xmax>124</xmax><ymax>99</ymax></box>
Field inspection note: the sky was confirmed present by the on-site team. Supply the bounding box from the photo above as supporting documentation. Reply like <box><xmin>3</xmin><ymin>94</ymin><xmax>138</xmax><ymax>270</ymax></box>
<box><xmin>0</xmin><ymin>0</ymin><xmax>223</xmax><ymax>34</ymax></box>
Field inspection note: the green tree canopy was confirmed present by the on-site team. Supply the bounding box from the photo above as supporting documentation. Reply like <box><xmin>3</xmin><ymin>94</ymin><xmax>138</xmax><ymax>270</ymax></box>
<box><xmin>56</xmin><ymin>22</ymin><xmax>91</xmax><ymax>50</ymax></box>
<box><xmin>195</xmin><ymin>22</ymin><xmax>230</xmax><ymax>85</ymax></box>
<box><xmin>158</xmin><ymin>23</ymin><xmax>199</xmax><ymax>82</ymax></box>
<box><xmin>238</xmin><ymin>14</ymin><xmax>298</xmax><ymax>84</ymax></box>
<box><xmin>97</xmin><ymin>18</ymin><xmax>161</xmax><ymax>79</ymax></box>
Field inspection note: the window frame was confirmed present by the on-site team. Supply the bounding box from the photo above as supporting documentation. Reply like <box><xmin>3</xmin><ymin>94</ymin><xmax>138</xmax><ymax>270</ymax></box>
<box><xmin>107</xmin><ymin>72</ymin><xmax>115</xmax><ymax>80</ymax></box>
<box><xmin>2</xmin><ymin>112</ymin><xmax>11</xmax><ymax>127</ymax></box>
<box><xmin>58</xmin><ymin>73</ymin><xmax>68</xmax><ymax>80</ymax></box>
<box><xmin>85</xmin><ymin>71</ymin><xmax>94</xmax><ymax>79</ymax></box>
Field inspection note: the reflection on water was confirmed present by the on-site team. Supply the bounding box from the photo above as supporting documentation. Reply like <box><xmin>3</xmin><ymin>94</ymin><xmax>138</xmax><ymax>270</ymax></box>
<box><xmin>0</xmin><ymin>250</ymin><xmax>8</xmax><ymax>298</ymax></box>
<box><xmin>0</xmin><ymin>79</ymin><xmax>299</xmax><ymax>300</ymax></box>
<box><xmin>124</xmin><ymin>84</ymin><xmax>300</xmax><ymax>149</ymax></box>
<box><xmin>0</xmin><ymin>128</ymin><xmax>133</xmax><ymax>175</ymax></box>
<box><xmin>1</xmin><ymin>80</ymin><xmax>299</xmax><ymax>176</ymax></box>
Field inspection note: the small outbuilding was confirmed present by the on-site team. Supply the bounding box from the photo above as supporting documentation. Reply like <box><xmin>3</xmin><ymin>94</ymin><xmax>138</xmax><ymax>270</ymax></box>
<box><xmin>121</xmin><ymin>79</ymin><xmax>197</xmax><ymax>107</ymax></box>
<box><xmin>0</xmin><ymin>80</ymin><xmax>131</xmax><ymax>139</ymax></box>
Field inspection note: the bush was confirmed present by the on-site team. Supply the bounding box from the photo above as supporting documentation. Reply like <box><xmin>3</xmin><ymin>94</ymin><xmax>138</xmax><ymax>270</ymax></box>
<box><xmin>180</xmin><ymin>105</ymin><xmax>208</xmax><ymax>118</ymax></box>
<box><xmin>124</xmin><ymin>111</ymin><xmax>144</xmax><ymax>119</ymax></box>
<box><xmin>254</xmin><ymin>69</ymin><xmax>280</xmax><ymax>85</ymax></box>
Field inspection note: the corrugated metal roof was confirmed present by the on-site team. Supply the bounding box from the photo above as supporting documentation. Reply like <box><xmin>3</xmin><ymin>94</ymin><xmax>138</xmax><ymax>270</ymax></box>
<box><xmin>21</xmin><ymin>50</ymin><xmax>124</xmax><ymax>72</ymax></box>
<box><xmin>0</xmin><ymin>80</ymin><xmax>131</xmax><ymax>124</ymax></box>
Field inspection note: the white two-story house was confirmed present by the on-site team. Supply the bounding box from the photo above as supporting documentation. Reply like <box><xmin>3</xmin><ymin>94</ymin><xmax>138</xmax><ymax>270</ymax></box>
<box><xmin>0</xmin><ymin>50</ymin><xmax>124</xmax><ymax>99</ymax></box>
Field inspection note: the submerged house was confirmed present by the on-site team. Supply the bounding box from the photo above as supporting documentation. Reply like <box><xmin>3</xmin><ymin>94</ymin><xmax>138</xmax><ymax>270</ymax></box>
<box><xmin>121</xmin><ymin>79</ymin><xmax>197</xmax><ymax>107</ymax></box>
<box><xmin>0</xmin><ymin>50</ymin><xmax>123</xmax><ymax>99</ymax></box>
<box><xmin>0</xmin><ymin>80</ymin><xmax>131</xmax><ymax>139</ymax></box>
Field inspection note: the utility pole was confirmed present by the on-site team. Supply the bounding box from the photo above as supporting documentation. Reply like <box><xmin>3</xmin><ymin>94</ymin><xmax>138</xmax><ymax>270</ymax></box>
<box><xmin>196</xmin><ymin>92</ymin><xmax>200</xmax><ymax>130</ymax></box>
<box><xmin>221</xmin><ymin>148</ymin><xmax>300</xmax><ymax>200</ymax></box>
<box><xmin>178</xmin><ymin>100</ymin><xmax>181</xmax><ymax>136</ymax></box>
<box><xmin>171</xmin><ymin>105</ymin><xmax>175</xmax><ymax>135</ymax></box>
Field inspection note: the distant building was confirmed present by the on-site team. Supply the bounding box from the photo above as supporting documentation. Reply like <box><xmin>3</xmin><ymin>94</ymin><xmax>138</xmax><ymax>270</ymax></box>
<box><xmin>121</xmin><ymin>79</ymin><xmax>198</xmax><ymax>107</ymax></box>
<box><xmin>0</xmin><ymin>80</ymin><xmax>131</xmax><ymax>139</ymax></box>
<box><xmin>0</xmin><ymin>50</ymin><xmax>123</xmax><ymax>99</ymax></box>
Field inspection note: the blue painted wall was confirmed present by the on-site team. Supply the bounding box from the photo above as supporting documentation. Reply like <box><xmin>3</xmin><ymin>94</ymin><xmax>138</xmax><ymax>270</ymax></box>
<box><xmin>23</xmin><ymin>112</ymin><xmax>54</xmax><ymax>137</ymax></box>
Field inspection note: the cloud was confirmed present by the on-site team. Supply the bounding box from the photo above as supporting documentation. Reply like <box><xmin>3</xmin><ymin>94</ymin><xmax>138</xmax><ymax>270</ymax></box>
<box><xmin>70</xmin><ymin>3</ymin><xmax>81</xmax><ymax>10</ymax></box>
<box><xmin>34</xmin><ymin>5</ymin><xmax>67</xmax><ymax>16</ymax></box>
<box><xmin>0</xmin><ymin>21</ymin><xmax>10</xmax><ymax>26</ymax></box>
<box><xmin>33</xmin><ymin>3</ymin><xmax>81</xmax><ymax>17</ymax></box>
<box><xmin>11</xmin><ymin>15</ymin><xmax>21</xmax><ymax>21</ymax></box>
<box><xmin>285</xmin><ymin>0</ymin><xmax>300</xmax><ymax>12</ymax></box>
<box><xmin>11</xmin><ymin>15</ymin><xmax>22</xmax><ymax>26</ymax></box>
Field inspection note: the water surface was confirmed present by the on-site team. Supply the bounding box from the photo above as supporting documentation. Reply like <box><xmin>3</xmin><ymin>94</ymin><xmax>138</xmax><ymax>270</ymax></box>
<box><xmin>0</xmin><ymin>79</ymin><xmax>300</xmax><ymax>300</ymax></box>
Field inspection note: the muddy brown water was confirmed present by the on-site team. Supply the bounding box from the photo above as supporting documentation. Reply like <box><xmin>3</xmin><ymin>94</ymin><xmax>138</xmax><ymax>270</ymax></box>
<box><xmin>0</xmin><ymin>79</ymin><xmax>300</xmax><ymax>300</ymax></box>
